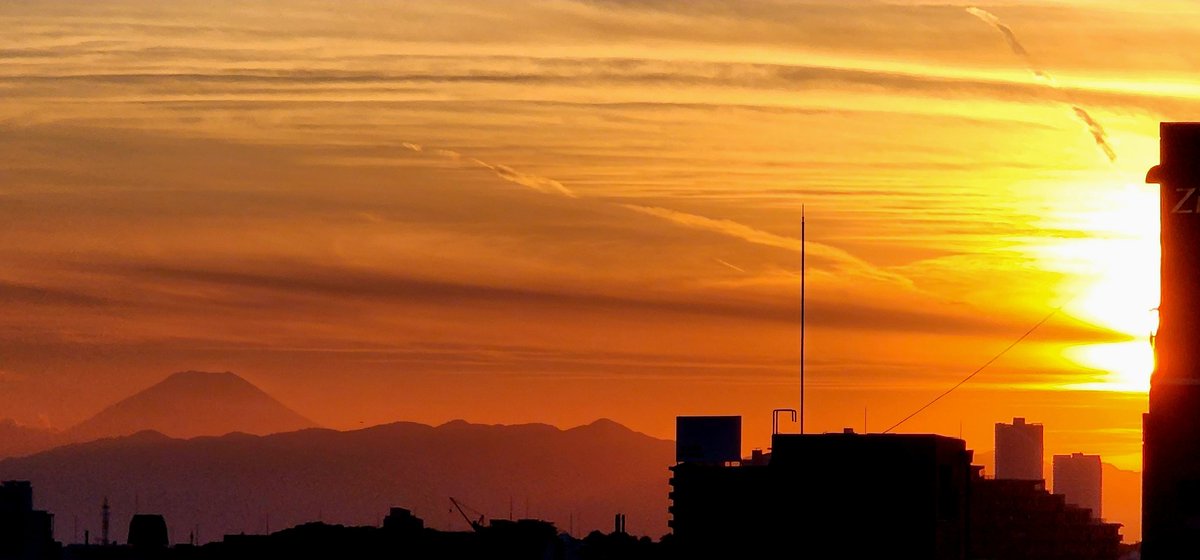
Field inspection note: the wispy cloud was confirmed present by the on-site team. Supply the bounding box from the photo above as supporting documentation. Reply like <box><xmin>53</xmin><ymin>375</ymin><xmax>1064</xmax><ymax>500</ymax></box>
<box><xmin>403</xmin><ymin>143</ymin><xmax>903</xmax><ymax>286</ymax></box>
<box><xmin>401</xmin><ymin>142</ymin><xmax>577</xmax><ymax>198</ymax></box>
<box><xmin>622</xmin><ymin>205</ymin><xmax>913</xmax><ymax>287</ymax></box>
<box><xmin>713</xmin><ymin>258</ymin><xmax>746</xmax><ymax>273</ymax></box>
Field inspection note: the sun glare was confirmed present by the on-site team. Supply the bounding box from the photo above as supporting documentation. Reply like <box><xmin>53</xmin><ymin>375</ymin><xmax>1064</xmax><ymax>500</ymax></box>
<box><xmin>1033</xmin><ymin>178</ymin><xmax>1159</xmax><ymax>392</ymax></box>
<box><xmin>1065</xmin><ymin>341</ymin><xmax>1153</xmax><ymax>392</ymax></box>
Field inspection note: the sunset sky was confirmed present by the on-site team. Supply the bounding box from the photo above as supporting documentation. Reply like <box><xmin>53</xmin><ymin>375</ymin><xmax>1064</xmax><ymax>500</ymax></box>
<box><xmin>1</xmin><ymin>0</ymin><xmax>1193</xmax><ymax>476</ymax></box>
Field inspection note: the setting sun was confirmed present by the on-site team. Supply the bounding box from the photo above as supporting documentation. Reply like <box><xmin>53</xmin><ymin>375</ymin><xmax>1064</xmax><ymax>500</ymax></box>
<box><xmin>1030</xmin><ymin>176</ymin><xmax>1159</xmax><ymax>392</ymax></box>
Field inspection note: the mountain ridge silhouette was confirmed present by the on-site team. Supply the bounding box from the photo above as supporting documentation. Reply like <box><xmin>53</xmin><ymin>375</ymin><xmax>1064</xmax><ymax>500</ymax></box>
<box><xmin>0</xmin><ymin>417</ymin><xmax>674</xmax><ymax>542</ymax></box>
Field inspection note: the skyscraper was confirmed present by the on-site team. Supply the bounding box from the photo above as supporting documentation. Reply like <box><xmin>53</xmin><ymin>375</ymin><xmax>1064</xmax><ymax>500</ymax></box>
<box><xmin>994</xmin><ymin>417</ymin><xmax>1043</xmax><ymax>481</ymax></box>
<box><xmin>1053</xmin><ymin>453</ymin><xmax>1102</xmax><ymax>518</ymax></box>
<box><xmin>1144</xmin><ymin>122</ymin><xmax>1200</xmax><ymax>558</ymax></box>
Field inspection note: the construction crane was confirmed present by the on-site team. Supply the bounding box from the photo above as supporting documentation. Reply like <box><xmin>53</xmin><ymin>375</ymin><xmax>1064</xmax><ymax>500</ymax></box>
<box><xmin>449</xmin><ymin>497</ymin><xmax>486</xmax><ymax>532</ymax></box>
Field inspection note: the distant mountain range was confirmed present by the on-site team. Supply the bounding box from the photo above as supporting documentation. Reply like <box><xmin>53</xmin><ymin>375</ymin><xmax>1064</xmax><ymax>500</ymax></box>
<box><xmin>0</xmin><ymin>419</ymin><xmax>674</xmax><ymax>543</ymax></box>
<box><xmin>0</xmin><ymin>371</ymin><xmax>317</xmax><ymax>459</ymax></box>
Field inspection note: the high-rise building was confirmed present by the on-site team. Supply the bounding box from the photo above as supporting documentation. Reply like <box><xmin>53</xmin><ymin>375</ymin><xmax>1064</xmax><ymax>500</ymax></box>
<box><xmin>1143</xmin><ymin>122</ymin><xmax>1200</xmax><ymax>558</ymax></box>
<box><xmin>995</xmin><ymin>417</ymin><xmax>1043</xmax><ymax>481</ymax></box>
<box><xmin>1053</xmin><ymin>453</ymin><xmax>1102</xmax><ymax>518</ymax></box>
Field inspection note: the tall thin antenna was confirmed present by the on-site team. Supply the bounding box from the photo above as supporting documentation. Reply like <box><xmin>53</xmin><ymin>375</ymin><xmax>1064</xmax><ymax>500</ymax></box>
<box><xmin>801</xmin><ymin>204</ymin><xmax>806</xmax><ymax>435</ymax></box>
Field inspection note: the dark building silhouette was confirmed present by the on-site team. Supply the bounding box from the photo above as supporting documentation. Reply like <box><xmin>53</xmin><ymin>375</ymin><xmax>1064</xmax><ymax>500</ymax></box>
<box><xmin>59</xmin><ymin>510</ymin><xmax>575</xmax><ymax>560</ymax></box>
<box><xmin>674</xmin><ymin>416</ymin><xmax>740</xmax><ymax>464</ymax></box>
<box><xmin>1144</xmin><ymin>122</ymin><xmax>1200</xmax><ymax>558</ymax></box>
<box><xmin>669</xmin><ymin>422</ymin><xmax>973</xmax><ymax>558</ymax></box>
<box><xmin>127</xmin><ymin>516</ymin><xmax>168</xmax><ymax>549</ymax></box>
<box><xmin>669</xmin><ymin>417</ymin><xmax>1122</xmax><ymax>560</ymax></box>
<box><xmin>995</xmin><ymin>417</ymin><xmax>1043</xmax><ymax>481</ymax></box>
<box><xmin>380</xmin><ymin>508</ymin><xmax>422</xmax><ymax>535</ymax></box>
<box><xmin>578</xmin><ymin>529</ymin><xmax>656</xmax><ymax>560</ymax></box>
<box><xmin>0</xmin><ymin>481</ymin><xmax>58</xmax><ymax>560</ymax></box>
<box><xmin>970</xmin><ymin>468</ymin><xmax>1121</xmax><ymax>560</ymax></box>
<box><xmin>1053</xmin><ymin>453</ymin><xmax>1102</xmax><ymax>519</ymax></box>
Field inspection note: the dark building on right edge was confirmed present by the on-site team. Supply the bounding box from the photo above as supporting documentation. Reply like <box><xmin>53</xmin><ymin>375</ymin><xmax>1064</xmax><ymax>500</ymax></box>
<box><xmin>1144</xmin><ymin>122</ymin><xmax>1200</xmax><ymax>558</ymax></box>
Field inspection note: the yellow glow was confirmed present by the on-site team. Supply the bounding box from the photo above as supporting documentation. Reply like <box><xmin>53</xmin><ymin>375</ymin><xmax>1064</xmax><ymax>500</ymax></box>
<box><xmin>1065</xmin><ymin>186</ymin><xmax>1158</xmax><ymax>331</ymax></box>
<box><xmin>1065</xmin><ymin>341</ymin><xmax>1153</xmax><ymax>393</ymax></box>
<box><xmin>1031</xmin><ymin>178</ymin><xmax>1159</xmax><ymax>392</ymax></box>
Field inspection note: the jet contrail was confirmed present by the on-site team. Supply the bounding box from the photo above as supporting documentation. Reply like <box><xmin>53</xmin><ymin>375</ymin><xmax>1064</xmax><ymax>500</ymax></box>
<box><xmin>1071</xmin><ymin>106</ymin><xmax>1118</xmax><ymax>163</ymax></box>
<box><xmin>965</xmin><ymin>7</ymin><xmax>1052</xmax><ymax>84</ymax></box>
<box><xmin>623</xmin><ymin>204</ymin><xmax>914</xmax><ymax>287</ymax></box>
<box><xmin>401</xmin><ymin>142</ymin><xmax>578</xmax><ymax>198</ymax></box>
<box><xmin>403</xmin><ymin>144</ymin><xmax>914</xmax><ymax>289</ymax></box>
<box><xmin>714</xmin><ymin>258</ymin><xmax>747</xmax><ymax>273</ymax></box>
<box><xmin>966</xmin><ymin>6</ymin><xmax>1117</xmax><ymax>164</ymax></box>
<box><xmin>469</xmin><ymin>158</ymin><xmax>577</xmax><ymax>198</ymax></box>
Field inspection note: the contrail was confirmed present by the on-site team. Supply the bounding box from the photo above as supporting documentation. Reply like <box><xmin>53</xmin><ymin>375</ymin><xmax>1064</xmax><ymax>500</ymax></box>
<box><xmin>623</xmin><ymin>204</ymin><xmax>914</xmax><ymax>287</ymax></box>
<box><xmin>965</xmin><ymin>7</ymin><xmax>1051</xmax><ymax>84</ymax></box>
<box><xmin>966</xmin><ymin>7</ymin><xmax>1117</xmax><ymax>164</ymax></box>
<box><xmin>403</xmin><ymin>144</ymin><xmax>914</xmax><ymax>289</ymax></box>
<box><xmin>713</xmin><ymin>258</ymin><xmax>747</xmax><ymax>273</ymax></box>
<box><xmin>469</xmin><ymin>158</ymin><xmax>577</xmax><ymax>198</ymax></box>
<box><xmin>1071</xmin><ymin>106</ymin><xmax>1118</xmax><ymax>163</ymax></box>
<box><xmin>401</xmin><ymin>142</ymin><xmax>578</xmax><ymax>198</ymax></box>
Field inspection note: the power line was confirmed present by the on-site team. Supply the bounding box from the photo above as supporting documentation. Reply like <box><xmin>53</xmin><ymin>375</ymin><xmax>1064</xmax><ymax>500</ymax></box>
<box><xmin>882</xmin><ymin>303</ymin><xmax>1067</xmax><ymax>434</ymax></box>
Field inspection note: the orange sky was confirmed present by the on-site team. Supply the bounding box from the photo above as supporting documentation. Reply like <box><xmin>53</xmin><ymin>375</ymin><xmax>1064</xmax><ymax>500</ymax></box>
<box><xmin>1</xmin><ymin>0</ymin><xmax>1193</xmax><ymax>499</ymax></box>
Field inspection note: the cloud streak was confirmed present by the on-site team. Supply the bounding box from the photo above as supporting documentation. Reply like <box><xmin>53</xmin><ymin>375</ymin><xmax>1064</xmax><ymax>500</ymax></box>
<box><xmin>1071</xmin><ymin>106</ymin><xmax>1118</xmax><ymax>163</ymax></box>
<box><xmin>713</xmin><ymin>258</ymin><xmax>746</xmax><ymax>273</ymax></box>
<box><xmin>80</xmin><ymin>259</ymin><xmax>1105</xmax><ymax>339</ymax></box>
<box><xmin>404</xmin><ymin>143</ymin><xmax>906</xmax><ymax>287</ymax></box>
<box><xmin>965</xmin><ymin>7</ymin><xmax>1052</xmax><ymax>84</ymax></box>
<box><xmin>401</xmin><ymin>142</ymin><xmax>577</xmax><ymax>198</ymax></box>
<box><xmin>966</xmin><ymin>7</ymin><xmax>1117</xmax><ymax>164</ymax></box>
<box><xmin>622</xmin><ymin>204</ymin><xmax>913</xmax><ymax>287</ymax></box>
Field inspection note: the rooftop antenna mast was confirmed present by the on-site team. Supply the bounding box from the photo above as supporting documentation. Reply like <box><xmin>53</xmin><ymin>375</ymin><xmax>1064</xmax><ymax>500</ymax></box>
<box><xmin>801</xmin><ymin>205</ymin><xmax>806</xmax><ymax>434</ymax></box>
